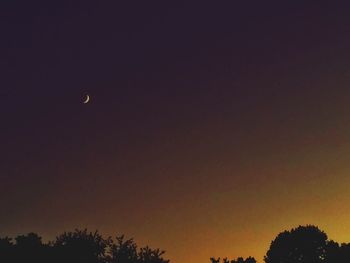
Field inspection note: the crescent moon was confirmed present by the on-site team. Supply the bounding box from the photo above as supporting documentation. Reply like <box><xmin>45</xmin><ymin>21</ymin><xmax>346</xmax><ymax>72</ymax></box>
<box><xmin>83</xmin><ymin>95</ymin><xmax>90</xmax><ymax>104</ymax></box>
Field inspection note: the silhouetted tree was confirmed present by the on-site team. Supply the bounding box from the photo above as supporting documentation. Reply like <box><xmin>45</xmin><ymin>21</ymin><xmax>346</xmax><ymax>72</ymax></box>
<box><xmin>210</xmin><ymin>257</ymin><xmax>221</xmax><ymax>263</ymax></box>
<box><xmin>110</xmin><ymin>235</ymin><xmax>169</xmax><ymax>263</ymax></box>
<box><xmin>210</xmin><ymin>256</ymin><xmax>256</xmax><ymax>263</ymax></box>
<box><xmin>339</xmin><ymin>243</ymin><xmax>350</xmax><ymax>263</ymax></box>
<box><xmin>138</xmin><ymin>246</ymin><xmax>169</xmax><ymax>263</ymax></box>
<box><xmin>53</xmin><ymin>229</ymin><xmax>110</xmax><ymax>263</ymax></box>
<box><xmin>15</xmin><ymin>232</ymin><xmax>42</xmax><ymax>247</ymax></box>
<box><xmin>15</xmin><ymin>233</ymin><xmax>49</xmax><ymax>263</ymax></box>
<box><xmin>264</xmin><ymin>225</ymin><xmax>328</xmax><ymax>263</ymax></box>
<box><xmin>244</xmin><ymin>257</ymin><xmax>257</xmax><ymax>263</ymax></box>
<box><xmin>325</xmin><ymin>240</ymin><xmax>340</xmax><ymax>263</ymax></box>
<box><xmin>0</xmin><ymin>237</ymin><xmax>13</xmax><ymax>262</ymax></box>
<box><xmin>110</xmin><ymin>235</ymin><xmax>138</xmax><ymax>263</ymax></box>
<box><xmin>325</xmin><ymin>241</ymin><xmax>350</xmax><ymax>263</ymax></box>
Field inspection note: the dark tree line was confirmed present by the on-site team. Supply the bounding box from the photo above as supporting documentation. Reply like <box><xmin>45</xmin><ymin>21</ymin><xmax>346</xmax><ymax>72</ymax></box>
<box><xmin>1</xmin><ymin>225</ymin><xmax>350</xmax><ymax>263</ymax></box>
<box><xmin>0</xmin><ymin>229</ymin><xmax>169</xmax><ymax>263</ymax></box>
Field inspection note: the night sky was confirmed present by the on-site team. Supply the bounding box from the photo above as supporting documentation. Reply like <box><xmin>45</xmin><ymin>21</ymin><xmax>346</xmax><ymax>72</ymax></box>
<box><xmin>2</xmin><ymin>2</ymin><xmax>350</xmax><ymax>263</ymax></box>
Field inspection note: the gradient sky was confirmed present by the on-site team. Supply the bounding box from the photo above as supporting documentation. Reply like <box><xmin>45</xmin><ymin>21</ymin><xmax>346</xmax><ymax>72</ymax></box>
<box><xmin>2</xmin><ymin>2</ymin><xmax>350</xmax><ymax>263</ymax></box>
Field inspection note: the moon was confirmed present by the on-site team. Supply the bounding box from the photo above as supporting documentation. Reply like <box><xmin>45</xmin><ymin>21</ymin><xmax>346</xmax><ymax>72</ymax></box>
<box><xmin>83</xmin><ymin>94</ymin><xmax>90</xmax><ymax>104</ymax></box>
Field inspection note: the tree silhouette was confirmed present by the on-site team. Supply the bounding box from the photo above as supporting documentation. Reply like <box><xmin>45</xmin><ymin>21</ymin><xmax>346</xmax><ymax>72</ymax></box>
<box><xmin>264</xmin><ymin>225</ymin><xmax>328</xmax><ymax>263</ymax></box>
<box><xmin>338</xmin><ymin>243</ymin><xmax>350</xmax><ymax>263</ymax></box>
<box><xmin>0</xmin><ymin>237</ymin><xmax>13</xmax><ymax>262</ymax></box>
<box><xmin>110</xmin><ymin>235</ymin><xmax>138</xmax><ymax>263</ymax></box>
<box><xmin>11</xmin><ymin>232</ymin><xmax>52</xmax><ymax>263</ymax></box>
<box><xmin>210</xmin><ymin>256</ymin><xmax>221</xmax><ymax>263</ymax></box>
<box><xmin>110</xmin><ymin>235</ymin><xmax>169</xmax><ymax>263</ymax></box>
<box><xmin>325</xmin><ymin>240</ymin><xmax>350</xmax><ymax>263</ymax></box>
<box><xmin>325</xmin><ymin>240</ymin><xmax>340</xmax><ymax>263</ymax></box>
<box><xmin>138</xmin><ymin>246</ymin><xmax>169</xmax><ymax>263</ymax></box>
<box><xmin>210</xmin><ymin>256</ymin><xmax>256</xmax><ymax>263</ymax></box>
<box><xmin>53</xmin><ymin>229</ymin><xmax>110</xmax><ymax>263</ymax></box>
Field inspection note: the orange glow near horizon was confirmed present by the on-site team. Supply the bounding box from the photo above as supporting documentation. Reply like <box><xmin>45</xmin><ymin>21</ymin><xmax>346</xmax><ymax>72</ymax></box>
<box><xmin>4</xmin><ymin>122</ymin><xmax>350</xmax><ymax>263</ymax></box>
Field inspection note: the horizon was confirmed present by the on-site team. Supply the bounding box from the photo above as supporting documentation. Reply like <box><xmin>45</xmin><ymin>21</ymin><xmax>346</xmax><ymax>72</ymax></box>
<box><xmin>1</xmin><ymin>224</ymin><xmax>350</xmax><ymax>262</ymax></box>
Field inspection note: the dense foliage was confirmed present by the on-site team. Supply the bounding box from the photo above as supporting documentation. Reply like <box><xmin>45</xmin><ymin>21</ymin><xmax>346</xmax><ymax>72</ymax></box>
<box><xmin>264</xmin><ymin>225</ymin><xmax>350</xmax><ymax>263</ymax></box>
